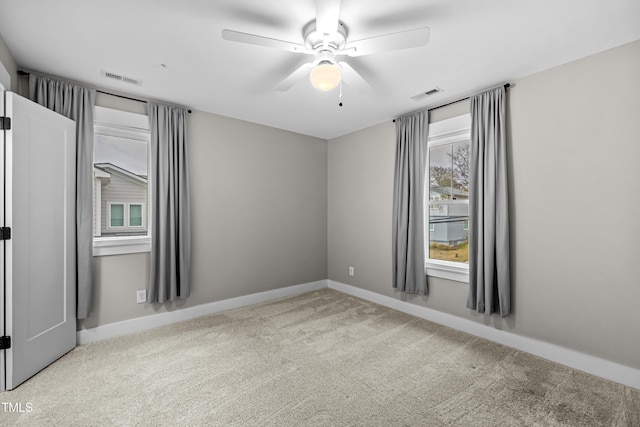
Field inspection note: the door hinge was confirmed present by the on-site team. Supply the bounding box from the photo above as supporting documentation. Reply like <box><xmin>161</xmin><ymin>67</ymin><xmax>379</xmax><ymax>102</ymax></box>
<box><xmin>0</xmin><ymin>116</ymin><xmax>10</xmax><ymax>130</ymax></box>
<box><xmin>0</xmin><ymin>227</ymin><xmax>10</xmax><ymax>240</ymax></box>
<box><xmin>0</xmin><ymin>336</ymin><xmax>10</xmax><ymax>350</ymax></box>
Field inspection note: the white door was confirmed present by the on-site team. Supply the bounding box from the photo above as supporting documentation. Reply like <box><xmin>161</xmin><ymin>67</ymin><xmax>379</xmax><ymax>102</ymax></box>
<box><xmin>0</xmin><ymin>91</ymin><xmax>77</xmax><ymax>390</ymax></box>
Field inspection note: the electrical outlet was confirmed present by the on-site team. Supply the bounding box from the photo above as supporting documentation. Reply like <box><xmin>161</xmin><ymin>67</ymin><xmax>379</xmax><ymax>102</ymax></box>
<box><xmin>136</xmin><ymin>289</ymin><xmax>146</xmax><ymax>304</ymax></box>
<box><xmin>348</xmin><ymin>266</ymin><xmax>355</xmax><ymax>277</ymax></box>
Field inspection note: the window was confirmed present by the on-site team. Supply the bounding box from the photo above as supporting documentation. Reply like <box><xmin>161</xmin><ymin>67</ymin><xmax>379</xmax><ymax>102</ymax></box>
<box><xmin>93</xmin><ymin>106</ymin><xmax>151</xmax><ymax>256</ymax></box>
<box><xmin>106</xmin><ymin>202</ymin><xmax>145</xmax><ymax>230</ymax></box>
<box><xmin>129</xmin><ymin>204</ymin><xmax>143</xmax><ymax>227</ymax></box>
<box><xmin>425</xmin><ymin>113</ymin><xmax>471</xmax><ymax>282</ymax></box>
<box><xmin>109</xmin><ymin>203</ymin><xmax>125</xmax><ymax>227</ymax></box>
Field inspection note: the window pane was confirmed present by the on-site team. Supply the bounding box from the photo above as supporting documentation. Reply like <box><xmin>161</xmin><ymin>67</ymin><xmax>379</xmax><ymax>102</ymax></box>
<box><xmin>452</xmin><ymin>141</ymin><xmax>470</xmax><ymax>195</ymax></box>
<box><xmin>426</xmin><ymin>114</ymin><xmax>471</xmax><ymax>269</ymax></box>
<box><xmin>94</xmin><ymin>129</ymin><xmax>148</xmax><ymax>237</ymax></box>
<box><xmin>429</xmin><ymin>144</ymin><xmax>453</xmax><ymax>201</ymax></box>
<box><xmin>129</xmin><ymin>204</ymin><xmax>142</xmax><ymax>227</ymax></box>
<box><xmin>428</xmin><ymin>203</ymin><xmax>469</xmax><ymax>263</ymax></box>
<box><xmin>110</xmin><ymin>204</ymin><xmax>124</xmax><ymax>227</ymax></box>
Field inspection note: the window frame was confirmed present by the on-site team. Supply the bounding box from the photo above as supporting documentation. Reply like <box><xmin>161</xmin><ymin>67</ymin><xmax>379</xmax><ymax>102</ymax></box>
<box><xmin>425</xmin><ymin>114</ymin><xmax>471</xmax><ymax>283</ymax></box>
<box><xmin>93</xmin><ymin>106</ymin><xmax>151</xmax><ymax>257</ymax></box>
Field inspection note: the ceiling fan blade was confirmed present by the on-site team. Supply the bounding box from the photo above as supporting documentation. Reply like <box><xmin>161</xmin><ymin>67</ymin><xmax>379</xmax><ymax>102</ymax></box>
<box><xmin>315</xmin><ymin>0</ymin><xmax>341</xmax><ymax>38</ymax></box>
<box><xmin>222</xmin><ymin>29</ymin><xmax>306</xmax><ymax>53</ymax></box>
<box><xmin>344</xmin><ymin>27</ymin><xmax>430</xmax><ymax>57</ymax></box>
<box><xmin>274</xmin><ymin>62</ymin><xmax>315</xmax><ymax>91</ymax></box>
<box><xmin>338</xmin><ymin>61</ymin><xmax>371</xmax><ymax>93</ymax></box>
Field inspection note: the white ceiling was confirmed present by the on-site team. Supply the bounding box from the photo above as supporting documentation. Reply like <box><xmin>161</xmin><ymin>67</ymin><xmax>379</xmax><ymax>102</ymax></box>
<box><xmin>1</xmin><ymin>0</ymin><xmax>639</xmax><ymax>139</ymax></box>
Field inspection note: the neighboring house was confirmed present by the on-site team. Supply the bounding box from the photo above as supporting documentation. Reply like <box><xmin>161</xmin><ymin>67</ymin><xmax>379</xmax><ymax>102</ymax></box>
<box><xmin>93</xmin><ymin>163</ymin><xmax>148</xmax><ymax>237</ymax></box>
<box><xmin>429</xmin><ymin>187</ymin><xmax>469</xmax><ymax>246</ymax></box>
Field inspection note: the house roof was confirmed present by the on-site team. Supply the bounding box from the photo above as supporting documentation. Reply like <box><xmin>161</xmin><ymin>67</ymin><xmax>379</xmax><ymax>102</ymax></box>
<box><xmin>430</xmin><ymin>186</ymin><xmax>469</xmax><ymax>199</ymax></box>
<box><xmin>94</xmin><ymin>163</ymin><xmax>147</xmax><ymax>185</ymax></box>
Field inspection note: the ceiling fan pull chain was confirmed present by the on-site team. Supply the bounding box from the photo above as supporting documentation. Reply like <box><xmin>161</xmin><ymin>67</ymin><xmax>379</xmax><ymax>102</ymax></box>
<box><xmin>338</xmin><ymin>80</ymin><xmax>343</xmax><ymax>107</ymax></box>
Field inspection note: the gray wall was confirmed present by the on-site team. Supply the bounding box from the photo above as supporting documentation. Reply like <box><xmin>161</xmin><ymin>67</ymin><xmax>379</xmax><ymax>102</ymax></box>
<box><xmin>0</xmin><ymin>43</ymin><xmax>328</xmax><ymax>331</ymax></box>
<box><xmin>0</xmin><ymin>32</ymin><xmax>17</xmax><ymax>90</ymax></box>
<box><xmin>80</xmin><ymin>103</ymin><xmax>328</xmax><ymax>329</ymax></box>
<box><xmin>3</xmin><ymin>26</ymin><xmax>638</xmax><ymax>371</ymax></box>
<box><xmin>328</xmin><ymin>39</ymin><xmax>640</xmax><ymax>370</ymax></box>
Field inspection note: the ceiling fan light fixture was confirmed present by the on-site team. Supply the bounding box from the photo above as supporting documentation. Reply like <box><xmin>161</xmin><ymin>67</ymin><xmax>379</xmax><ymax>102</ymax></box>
<box><xmin>310</xmin><ymin>62</ymin><xmax>341</xmax><ymax>91</ymax></box>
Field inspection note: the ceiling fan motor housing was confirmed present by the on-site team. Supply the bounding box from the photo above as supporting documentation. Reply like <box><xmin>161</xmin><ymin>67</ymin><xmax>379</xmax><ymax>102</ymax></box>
<box><xmin>303</xmin><ymin>20</ymin><xmax>347</xmax><ymax>52</ymax></box>
<box><xmin>316</xmin><ymin>50</ymin><xmax>338</xmax><ymax>65</ymax></box>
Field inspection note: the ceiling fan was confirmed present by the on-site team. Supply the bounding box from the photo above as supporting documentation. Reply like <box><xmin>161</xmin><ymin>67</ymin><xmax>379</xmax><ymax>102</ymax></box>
<box><xmin>222</xmin><ymin>0</ymin><xmax>430</xmax><ymax>93</ymax></box>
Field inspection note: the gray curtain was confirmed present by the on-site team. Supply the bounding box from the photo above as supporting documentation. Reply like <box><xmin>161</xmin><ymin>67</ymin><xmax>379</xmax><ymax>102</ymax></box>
<box><xmin>392</xmin><ymin>111</ymin><xmax>428</xmax><ymax>294</ymax></box>
<box><xmin>467</xmin><ymin>86</ymin><xmax>511</xmax><ymax>316</ymax></box>
<box><xmin>147</xmin><ymin>103</ymin><xmax>191</xmax><ymax>303</ymax></box>
<box><xmin>29</xmin><ymin>75</ymin><xmax>96</xmax><ymax>319</ymax></box>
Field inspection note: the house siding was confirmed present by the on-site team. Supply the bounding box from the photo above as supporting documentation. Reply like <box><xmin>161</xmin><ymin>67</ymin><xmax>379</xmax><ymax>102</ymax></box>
<box><xmin>99</xmin><ymin>172</ymin><xmax>147</xmax><ymax>236</ymax></box>
<box><xmin>429</xmin><ymin>203</ymin><xmax>468</xmax><ymax>245</ymax></box>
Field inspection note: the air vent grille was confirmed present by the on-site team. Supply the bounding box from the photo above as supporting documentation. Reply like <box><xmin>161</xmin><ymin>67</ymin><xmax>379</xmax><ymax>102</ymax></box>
<box><xmin>101</xmin><ymin>70</ymin><xmax>143</xmax><ymax>86</ymax></box>
<box><xmin>411</xmin><ymin>87</ymin><xmax>442</xmax><ymax>101</ymax></box>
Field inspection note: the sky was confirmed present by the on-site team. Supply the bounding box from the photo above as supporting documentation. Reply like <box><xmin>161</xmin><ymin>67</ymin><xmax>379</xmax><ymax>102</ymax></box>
<box><xmin>94</xmin><ymin>133</ymin><xmax>148</xmax><ymax>176</ymax></box>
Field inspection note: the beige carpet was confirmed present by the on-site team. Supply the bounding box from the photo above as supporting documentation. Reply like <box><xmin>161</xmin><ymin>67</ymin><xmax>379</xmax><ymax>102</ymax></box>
<box><xmin>3</xmin><ymin>289</ymin><xmax>639</xmax><ymax>426</ymax></box>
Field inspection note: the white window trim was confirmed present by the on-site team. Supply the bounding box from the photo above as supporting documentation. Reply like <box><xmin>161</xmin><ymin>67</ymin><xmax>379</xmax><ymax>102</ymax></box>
<box><xmin>425</xmin><ymin>114</ymin><xmax>471</xmax><ymax>283</ymax></box>
<box><xmin>425</xmin><ymin>260</ymin><xmax>470</xmax><ymax>283</ymax></box>
<box><xmin>93</xmin><ymin>106</ymin><xmax>151</xmax><ymax>257</ymax></box>
<box><xmin>94</xmin><ymin>235</ymin><xmax>151</xmax><ymax>256</ymax></box>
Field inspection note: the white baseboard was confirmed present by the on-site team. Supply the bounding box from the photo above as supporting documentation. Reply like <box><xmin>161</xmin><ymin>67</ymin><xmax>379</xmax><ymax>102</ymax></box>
<box><xmin>328</xmin><ymin>280</ymin><xmax>640</xmax><ymax>391</ymax></box>
<box><xmin>77</xmin><ymin>280</ymin><xmax>327</xmax><ymax>345</ymax></box>
<box><xmin>77</xmin><ymin>278</ymin><xmax>639</xmax><ymax>390</ymax></box>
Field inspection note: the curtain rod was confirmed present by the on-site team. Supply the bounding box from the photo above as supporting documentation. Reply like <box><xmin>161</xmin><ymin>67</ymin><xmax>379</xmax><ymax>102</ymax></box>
<box><xmin>18</xmin><ymin>70</ymin><xmax>192</xmax><ymax>113</ymax></box>
<box><xmin>96</xmin><ymin>90</ymin><xmax>192</xmax><ymax>114</ymax></box>
<box><xmin>393</xmin><ymin>83</ymin><xmax>510</xmax><ymax>123</ymax></box>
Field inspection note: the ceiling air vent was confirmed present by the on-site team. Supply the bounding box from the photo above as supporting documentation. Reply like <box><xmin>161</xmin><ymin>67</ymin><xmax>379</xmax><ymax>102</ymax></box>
<box><xmin>101</xmin><ymin>70</ymin><xmax>143</xmax><ymax>86</ymax></box>
<box><xmin>410</xmin><ymin>87</ymin><xmax>442</xmax><ymax>101</ymax></box>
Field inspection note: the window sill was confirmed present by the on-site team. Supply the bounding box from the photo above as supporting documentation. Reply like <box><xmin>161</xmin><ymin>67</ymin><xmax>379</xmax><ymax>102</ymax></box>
<box><xmin>93</xmin><ymin>236</ymin><xmax>150</xmax><ymax>256</ymax></box>
<box><xmin>425</xmin><ymin>261</ymin><xmax>469</xmax><ymax>283</ymax></box>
